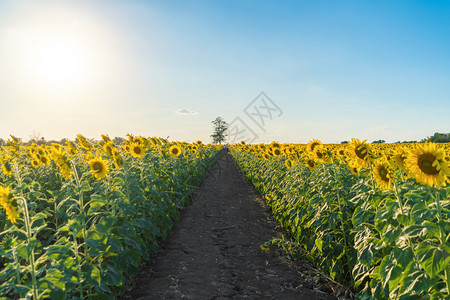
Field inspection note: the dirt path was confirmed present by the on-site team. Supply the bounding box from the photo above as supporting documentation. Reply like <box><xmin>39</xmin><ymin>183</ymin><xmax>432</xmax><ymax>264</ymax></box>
<box><xmin>121</xmin><ymin>150</ymin><xmax>339</xmax><ymax>300</ymax></box>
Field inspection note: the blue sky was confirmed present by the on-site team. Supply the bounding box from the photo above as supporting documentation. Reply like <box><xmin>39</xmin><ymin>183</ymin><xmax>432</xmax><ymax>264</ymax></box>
<box><xmin>0</xmin><ymin>0</ymin><xmax>448</xmax><ymax>143</ymax></box>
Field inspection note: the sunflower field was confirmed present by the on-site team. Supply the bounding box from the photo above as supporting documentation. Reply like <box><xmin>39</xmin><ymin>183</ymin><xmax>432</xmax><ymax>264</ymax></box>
<box><xmin>230</xmin><ymin>140</ymin><xmax>450</xmax><ymax>299</ymax></box>
<box><xmin>0</xmin><ymin>134</ymin><xmax>222</xmax><ymax>299</ymax></box>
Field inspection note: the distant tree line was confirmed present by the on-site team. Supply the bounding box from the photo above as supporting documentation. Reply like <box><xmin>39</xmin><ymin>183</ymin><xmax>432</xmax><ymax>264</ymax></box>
<box><xmin>420</xmin><ymin>132</ymin><xmax>450</xmax><ymax>143</ymax></box>
<box><xmin>340</xmin><ymin>132</ymin><xmax>450</xmax><ymax>144</ymax></box>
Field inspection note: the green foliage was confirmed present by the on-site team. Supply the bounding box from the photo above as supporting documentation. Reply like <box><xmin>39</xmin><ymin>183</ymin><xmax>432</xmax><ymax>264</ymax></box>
<box><xmin>230</xmin><ymin>149</ymin><xmax>450</xmax><ymax>299</ymax></box>
<box><xmin>0</xmin><ymin>147</ymin><xmax>221</xmax><ymax>299</ymax></box>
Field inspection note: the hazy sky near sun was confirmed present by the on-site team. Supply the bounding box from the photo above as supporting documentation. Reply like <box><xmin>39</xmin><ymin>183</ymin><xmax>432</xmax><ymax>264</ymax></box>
<box><xmin>0</xmin><ymin>0</ymin><xmax>449</xmax><ymax>143</ymax></box>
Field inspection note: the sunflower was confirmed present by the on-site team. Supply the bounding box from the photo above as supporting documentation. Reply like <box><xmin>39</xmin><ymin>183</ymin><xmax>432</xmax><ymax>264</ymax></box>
<box><xmin>169</xmin><ymin>145</ymin><xmax>182</xmax><ymax>157</ymax></box>
<box><xmin>129</xmin><ymin>143</ymin><xmax>145</xmax><ymax>158</ymax></box>
<box><xmin>58</xmin><ymin>162</ymin><xmax>73</xmax><ymax>180</ymax></box>
<box><xmin>101</xmin><ymin>134</ymin><xmax>111</xmax><ymax>143</ymax></box>
<box><xmin>103</xmin><ymin>142</ymin><xmax>115</xmax><ymax>157</ymax></box>
<box><xmin>66</xmin><ymin>140</ymin><xmax>78</xmax><ymax>155</ymax></box>
<box><xmin>391</xmin><ymin>148</ymin><xmax>407</xmax><ymax>172</ymax></box>
<box><xmin>272</xmin><ymin>147</ymin><xmax>282</xmax><ymax>157</ymax></box>
<box><xmin>2</xmin><ymin>161</ymin><xmax>12</xmax><ymax>177</ymax></box>
<box><xmin>77</xmin><ymin>134</ymin><xmax>92</xmax><ymax>150</ymax></box>
<box><xmin>112</xmin><ymin>149</ymin><xmax>123</xmax><ymax>169</ymax></box>
<box><xmin>372</xmin><ymin>159</ymin><xmax>393</xmax><ymax>190</ymax></box>
<box><xmin>347</xmin><ymin>139</ymin><xmax>371</xmax><ymax>171</ymax></box>
<box><xmin>285</xmin><ymin>159</ymin><xmax>292</xmax><ymax>169</ymax></box>
<box><xmin>0</xmin><ymin>186</ymin><xmax>19</xmax><ymax>224</ymax></box>
<box><xmin>39</xmin><ymin>155</ymin><xmax>50</xmax><ymax>166</ymax></box>
<box><xmin>31</xmin><ymin>159</ymin><xmax>39</xmax><ymax>169</ymax></box>
<box><xmin>271</xmin><ymin>141</ymin><xmax>281</xmax><ymax>149</ymax></box>
<box><xmin>307</xmin><ymin>139</ymin><xmax>323</xmax><ymax>154</ymax></box>
<box><xmin>405</xmin><ymin>143</ymin><xmax>449</xmax><ymax>187</ymax></box>
<box><xmin>304</xmin><ymin>156</ymin><xmax>317</xmax><ymax>171</ymax></box>
<box><xmin>313</xmin><ymin>146</ymin><xmax>329</xmax><ymax>163</ymax></box>
<box><xmin>88</xmin><ymin>157</ymin><xmax>109</xmax><ymax>180</ymax></box>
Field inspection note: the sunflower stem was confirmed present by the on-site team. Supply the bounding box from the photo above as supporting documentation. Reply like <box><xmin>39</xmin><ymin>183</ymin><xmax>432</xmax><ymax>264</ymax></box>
<box><xmin>332</xmin><ymin>165</ymin><xmax>354</xmax><ymax>286</ymax></box>
<box><xmin>393</xmin><ymin>182</ymin><xmax>404</xmax><ymax>216</ymax></box>
<box><xmin>13</xmin><ymin>164</ymin><xmax>38</xmax><ymax>299</ymax></box>
<box><xmin>19</xmin><ymin>197</ymin><xmax>38</xmax><ymax>300</ymax></box>
<box><xmin>72</xmin><ymin>229</ymin><xmax>84</xmax><ymax>299</ymax></box>
<box><xmin>70</xmin><ymin>161</ymin><xmax>87</xmax><ymax>299</ymax></box>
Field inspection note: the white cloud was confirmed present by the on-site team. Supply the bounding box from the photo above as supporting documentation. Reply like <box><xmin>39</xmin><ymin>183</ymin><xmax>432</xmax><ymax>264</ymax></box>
<box><xmin>175</xmin><ymin>108</ymin><xmax>197</xmax><ymax>115</ymax></box>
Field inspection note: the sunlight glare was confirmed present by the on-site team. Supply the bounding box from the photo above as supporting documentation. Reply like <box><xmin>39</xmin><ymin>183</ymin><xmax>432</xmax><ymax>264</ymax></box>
<box><xmin>27</xmin><ymin>35</ymin><xmax>91</xmax><ymax>90</ymax></box>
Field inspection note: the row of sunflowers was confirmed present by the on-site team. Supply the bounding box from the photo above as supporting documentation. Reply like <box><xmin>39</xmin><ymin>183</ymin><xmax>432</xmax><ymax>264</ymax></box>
<box><xmin>0</xmin><ymin>134</ymin><xmax>222</xmax><ymax>299</ymax></box>
<box><xmin>230</xmin><ymin>140</ymin><xmax>449</xmax><ymax>299</ymax></box>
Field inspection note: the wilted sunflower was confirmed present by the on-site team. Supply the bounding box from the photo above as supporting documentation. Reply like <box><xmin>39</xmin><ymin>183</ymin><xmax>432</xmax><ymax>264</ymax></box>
<box><xmin>88</xmin><ymin>157</ymin><xmax>109</xmax><ymax>180</ymax></box>
<box><xmin>372</xmin><ymin>159</ymin><xmax>393</xmax><ymax>190</ymax></box>
<box><xmin>129</xmin><ymin>143</ymin><xmax>145</xmax><ymax>158</ymax></box>
<box><xmin>405</xmin><ymin>143</ymin><xmax>449</xmax><ymax>187</ymax></box>
<box><xmin>169</xmin><ymin>145</ymin><xmax>182</xmax><ymax>157</ymax></box>
<box><xmin>0</xmin><ymin>186</ymin><xmax>19</xmax><ymax>224</ymax></box>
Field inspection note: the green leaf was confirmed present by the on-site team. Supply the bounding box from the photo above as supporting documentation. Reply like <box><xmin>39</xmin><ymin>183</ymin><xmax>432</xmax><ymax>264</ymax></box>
<box><xmin>45</xmin><ymin>268</ymin><xmax>65</xmax><ymax>290</ymax></box>
<box><xmin>105</xmin><ymin>264</ymin><xmax>123</xmax><ymax>286</ymax></box>
<box><xmin>415</xmin><ymin>240</ymin><xmax>450</xmax><ymax>277</ymax></box>
<box><xmin>89</xmin><ymin>266</ymin><xmax>101</xmax><ymax>287</ymax></box>
<box><xmin>80</xmin><ymin>181</ymin><xmax>91</xmax><ymax>192</ymax></box>
<box><xmin>315</xmin><ymin>239</ymin><xmax>323</xmax><ymax>254</ymax></box>
<box><xmin>398</xmin><ymin>260</ymin><xmax>431</xmax><ymax>297</ymax></box>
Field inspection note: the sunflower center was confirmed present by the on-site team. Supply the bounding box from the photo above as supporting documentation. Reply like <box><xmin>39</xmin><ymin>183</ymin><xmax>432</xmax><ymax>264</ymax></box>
<box><xmin>355</xmin><ymin>146</ymin><xmax>367</xmax><ymax>160</ymax></box>
<box><xmin>310</xmin><ymin>142</ymin><xmax>319</xmax><ymax>151</ymax></box>
<box><xmin>378</xmin><ymin>167</ymin><xmax>389</xmax><ymax>182</ymax></box>
<box><xmin>93</xmin><ymin>162</ymin><xmax>102</xmax><ymax>172</ymax></box>
<box><xmin>316</xmin><ymin>151</ymin><xmax>323</xmax><ymax>158</ymax></box>
<box><xmin>307</xmin><ymin>160</ymin><xmax>315</xmax><ymax>168</ymax></box>
<box><xmin>134</xmin><ymin>147</ymin><xmax>141</xmax><ymax>154</ymax></box>
<box><xmin>418</xmin><ymin>153</ymin><xmax>439</xmax><ymax>175</ymax></box>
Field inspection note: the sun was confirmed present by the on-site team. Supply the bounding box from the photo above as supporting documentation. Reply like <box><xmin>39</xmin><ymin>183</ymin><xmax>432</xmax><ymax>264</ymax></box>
<box><xmin>28</xmin><ymin>35</ymin><xmax>91</xmax><ymax>90</ymax></box>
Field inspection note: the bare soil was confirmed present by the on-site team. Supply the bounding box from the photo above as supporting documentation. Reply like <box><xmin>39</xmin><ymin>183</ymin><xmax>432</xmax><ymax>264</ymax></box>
<box><xmin>121</xmin><ymin>150</ymin><xmax>345</xmax><ymax>299</ymax></box>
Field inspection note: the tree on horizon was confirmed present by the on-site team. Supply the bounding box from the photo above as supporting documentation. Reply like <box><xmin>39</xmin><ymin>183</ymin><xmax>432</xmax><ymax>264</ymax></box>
<box><xmin>211</xmin><ymin>117</ymin><xmax>228</xmax><ymax>144</ymax></box>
